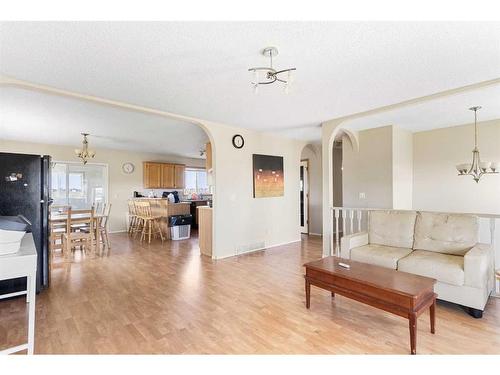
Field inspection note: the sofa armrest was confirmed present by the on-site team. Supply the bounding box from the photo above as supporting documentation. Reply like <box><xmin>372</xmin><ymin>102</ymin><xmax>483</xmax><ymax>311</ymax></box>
<box><xmin>340</xmin><ymin>231</ymin><xmax>368</xmax><ymax>259</ymax></box>
<box><xmin>464</xmin><ymin>243</ymin><xmax>493</xmax><ymax>289</ymax></box>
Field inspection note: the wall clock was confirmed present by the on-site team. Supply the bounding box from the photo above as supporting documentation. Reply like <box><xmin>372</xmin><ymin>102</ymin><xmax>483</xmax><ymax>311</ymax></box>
<box><xmin>122</xmin><ymin>162</ymin><xmax>135</xmax><ymax>174</ymax></box>
<box><xmin>232</xmin><ymin>134</ymin><xmax>244</xmax><ymax>149</ymax></box>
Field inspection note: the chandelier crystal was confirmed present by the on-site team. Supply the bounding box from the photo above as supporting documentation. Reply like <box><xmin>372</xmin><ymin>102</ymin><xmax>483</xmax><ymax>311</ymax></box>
<box><xmin>74</xmin><ymin>133</ymin><xmax>96</xmax><ymax>165</ymax></box>
<box><xmin>248</xmin><ymin>47</ymin><xmax>296</xmax><ymax>94</ymax></box>
<box><xmin>456</xmin><ymin>106</ymin><xmax>498</xmax><ymax>183</ymax></box>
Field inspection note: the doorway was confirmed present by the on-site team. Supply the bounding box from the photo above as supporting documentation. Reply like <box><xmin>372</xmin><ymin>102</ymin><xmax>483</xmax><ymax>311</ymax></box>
<box><xmin>300</xmin><ymin>160</ymin><xmax>309</xmax><ymax>234</ymax></box>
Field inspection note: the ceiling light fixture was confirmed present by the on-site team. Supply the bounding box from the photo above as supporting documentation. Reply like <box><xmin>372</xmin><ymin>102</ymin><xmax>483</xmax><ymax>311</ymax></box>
<box><xmin>456</xmin><ymin>106</ymin><xmax>498</xmax><ymax>183</ymax></box>
<box><xmin>248</xmin><ymin>47</ymin><xmax>296</xmax><ymax>94</ymax></box>
<box><xmin>74</xmin><ymin>133</ymin><xmax>96</xmax><ymax>165</ymax></box>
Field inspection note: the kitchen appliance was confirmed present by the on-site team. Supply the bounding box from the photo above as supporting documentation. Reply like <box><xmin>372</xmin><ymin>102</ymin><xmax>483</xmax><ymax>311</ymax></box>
<box><xmin>0</xmin><ymin>153</ymin><xmax>51</xmax><ymax>294</ymax></box>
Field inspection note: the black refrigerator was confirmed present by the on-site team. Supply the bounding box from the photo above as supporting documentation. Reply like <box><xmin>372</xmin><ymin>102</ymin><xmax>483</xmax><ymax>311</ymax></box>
<box><xmin>0</xmin><ymin>152</ymin><xmax>51</xmax><ymax>294</ymax></box>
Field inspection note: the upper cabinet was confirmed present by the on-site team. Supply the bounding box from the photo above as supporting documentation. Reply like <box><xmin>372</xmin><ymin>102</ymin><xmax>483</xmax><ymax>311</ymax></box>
<box><xmin>143</xmin><ymin>162</ymin><xmax>185</xmax><ymax>189</ymax></box>
<box><xmin>143</xmin><ymin>162</ymin><xmax>162</xmax><ymax>189</ymax></box>
<box><xmin>161</xmin><ymin>163</ymin><xmax>175</xmax><ymax>188</ymax></box>
<box><xmin>205</xmin><ymin>142</ymin><xmax>212</xmax><ymax>171</ymax></box>
<box><xmin>174</xmin><ymin>164</ymin><xmax>185</xmax><ymax>188</ymax></box>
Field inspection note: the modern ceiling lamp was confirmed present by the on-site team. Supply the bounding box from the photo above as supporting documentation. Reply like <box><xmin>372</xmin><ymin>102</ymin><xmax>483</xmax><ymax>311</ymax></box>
<box><xmin>248</xmin><ymin>46</ymin><xmax>296</xmax><ymax>94</ymax></box>
<box><xmin>456</xmin><ymin>106</ymin><xmax>498</xmax><ymax>183</ymax></box>
<box><xmin>75</xmin><ymin>133</ymin><xmax>96</xmax><ymax>165</ymax></box>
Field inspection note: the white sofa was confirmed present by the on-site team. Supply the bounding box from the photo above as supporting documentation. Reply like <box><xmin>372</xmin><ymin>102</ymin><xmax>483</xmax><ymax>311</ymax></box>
<box><xmin>341</xmin><ymin>210</ymin><xmax>495</xmax><ymax>318</ymax></box>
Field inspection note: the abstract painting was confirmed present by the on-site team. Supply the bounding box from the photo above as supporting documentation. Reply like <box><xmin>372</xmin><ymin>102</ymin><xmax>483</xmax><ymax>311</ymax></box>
<box><xmin>253</xmin><ymin>154</ymin><xmax>284</xmax><ymax>198</ymax></box>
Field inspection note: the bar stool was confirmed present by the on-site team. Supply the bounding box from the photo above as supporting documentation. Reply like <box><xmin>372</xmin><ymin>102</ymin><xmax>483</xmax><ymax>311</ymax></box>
<box><xmin>127</xmin><ymin>200</ymin><xmax>138</xmax><ymax>236</ymax></box>
<box><xmin>134</xmin><ymin>201</ymin><xmax>164</xmax><ymax>243</ymax></box>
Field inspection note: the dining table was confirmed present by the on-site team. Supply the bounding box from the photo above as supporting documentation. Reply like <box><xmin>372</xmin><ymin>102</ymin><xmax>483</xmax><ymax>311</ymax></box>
<box><xmin>49</xmin><ymin>212</ymin><xmax>106</xmax><ymax>256</ymax></box>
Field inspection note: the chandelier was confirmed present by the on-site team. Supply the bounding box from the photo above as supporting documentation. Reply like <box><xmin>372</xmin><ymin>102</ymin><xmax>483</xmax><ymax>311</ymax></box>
<box><xmin>248</xmin><ymin>47</ymin><xmax>296</xmax><ymax>94</ymax></box>
<box><xmin>456</xmin><ymin>106</ymin><xmax>498</xmax><ymax>183</ymax></box>
<box><xmin>74</xmin><ymin>133</ymin><xmax>96</xmax><ymax>165</ymax></box>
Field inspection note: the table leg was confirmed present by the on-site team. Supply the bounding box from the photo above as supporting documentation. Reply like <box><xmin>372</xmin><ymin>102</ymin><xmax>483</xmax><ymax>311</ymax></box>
<box><xmin>27</xmin><ymin>273</ymin><xmax>36</xmax><ymax>355</ymax></box>
<box><xmin>409</xmin><ymin>313</ymin><xmax>417</xmax><ymax>355</ymax></box>
<box><xmin>430</xmin><ymin>299</ymin><xmax>436</xmax><ymax>334</ymax></box>
<box><xmin>305</xmin><ymin>278</ymin><xmax>311</xmax><ymax>309</ymax></box>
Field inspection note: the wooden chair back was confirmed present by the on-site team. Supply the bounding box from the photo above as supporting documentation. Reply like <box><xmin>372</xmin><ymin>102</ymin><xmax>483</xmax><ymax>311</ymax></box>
<box><xmin>134</xmin><ymin>201</ymin><xmax>152</xmax><ymax>219</ymax></box>
<box><xmin>128</xmin><ymin>200</ymin><xmax>137</xmax><ymax>216</ymax></box>
<box><xmin>66</xmin><ymin>208</ymin><xmax>95</xmax><ymax>234</ymax></box>
<box><xmin>94</xmin><ymin>202</ymin><xmax>102</xmax><ymax>215</ymax></box>
<box><xmin>100</xmin><ymin>203</ymin><xmax>112</xmax><ymax>228</ymax></box>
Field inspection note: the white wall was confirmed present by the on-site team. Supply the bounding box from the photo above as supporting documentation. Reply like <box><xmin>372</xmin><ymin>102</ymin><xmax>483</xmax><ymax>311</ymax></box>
<box><xmin>413</xmin><ymin>119</ymin><xmax>500</xmax><ymax>267</ymax></box>
<box><xmin>392</xmin><ymin>126</ymin><xmax>413</xmax><ymax>209</ymax></box>
<box><xmin>332</xmin><ymin>143</ymin><xmax>343</xmax><ymax>207</ymax></box>
<box><xmin>342</xmin><ymin>126</ymin><xmax>393</xmax><ymax>208</ymax></box>
<box><xmin>204</xmin><ymin>121</ymin><xmax>303</xmax><ymax>259</ymax></box>
<box><xmin>0</xmin><ymin>139</ymin><xmax>204</xmax><ymax>232</ymax></box>
<box><xmin>301</xmin><ymin>144</ymin><xmax>322</xmax><ymax>235</ymax></box>
<box><xmin>413</xmin><ymin>119</ymin><xmax>500</xmax><ymax>214</ymax></box>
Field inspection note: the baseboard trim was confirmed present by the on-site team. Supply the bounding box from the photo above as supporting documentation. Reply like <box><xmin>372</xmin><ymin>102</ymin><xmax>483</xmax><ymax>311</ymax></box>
<box><xmin>214</xmin><ymin>238</ymin><xmax>302</xmax><ymax>260</ymax></box>
<box><xmin>109</xmin><ymin>230</ymin><xmax>127</xmax><ymax>234</ymax></box>
<box><xmin>308</xmin><ymin>232</ymin><xmax>323</xmax><ymax>237</ymax></box>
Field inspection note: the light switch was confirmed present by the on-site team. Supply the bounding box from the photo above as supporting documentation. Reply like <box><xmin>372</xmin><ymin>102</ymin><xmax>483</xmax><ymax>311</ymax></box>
<box><xmin>359</xmin><ymin>192</ymin><xmax>366</xmax><ymax>199</ymax></box>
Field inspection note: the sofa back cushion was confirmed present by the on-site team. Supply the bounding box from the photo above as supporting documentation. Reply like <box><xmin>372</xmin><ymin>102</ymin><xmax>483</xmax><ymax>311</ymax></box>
<box><xmin>368</xmin><ymin>210</ymin><xmax>417</xmax><ymax>249</ymax></box>
<box><xmin>413</xmin><ymin>212</ymin><xmax>478</xmax><ymax>255</ymax></box>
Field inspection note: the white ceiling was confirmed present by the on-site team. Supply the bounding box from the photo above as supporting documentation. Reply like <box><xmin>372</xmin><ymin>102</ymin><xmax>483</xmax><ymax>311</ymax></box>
<box><xmin>1</xmin><ymin>21</ymin><xmax>499</xmax><ymax>136</ymax></box>
<box><xmin>343</xmin><ymin>83</ymin><xmax>500</xmax><ymax>133</ymax></box>
<box><xmin>0</xmin><ymin>87</ymin><xmax>209</xmax><ymax>158</ymax></box>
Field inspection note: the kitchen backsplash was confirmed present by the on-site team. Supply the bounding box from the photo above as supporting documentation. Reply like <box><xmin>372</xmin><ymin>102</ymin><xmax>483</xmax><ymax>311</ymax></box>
<box><xmin>136</xmin><ymin>189</ymin><xmax>212</xmax><ymax>200</ymax></box>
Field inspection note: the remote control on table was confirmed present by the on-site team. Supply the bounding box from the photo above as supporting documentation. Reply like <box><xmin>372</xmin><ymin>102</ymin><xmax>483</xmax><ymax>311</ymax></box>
<box><xmin>338</xmin><ymin>262</ymin><xmax>350</xmax><ymax>269</ymax></box>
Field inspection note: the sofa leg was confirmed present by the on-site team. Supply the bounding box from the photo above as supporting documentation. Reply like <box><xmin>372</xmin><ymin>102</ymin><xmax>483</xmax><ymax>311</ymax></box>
<box><xmin>468</xmin><ymin>308</ymin><xmax>483</xmax><ymax>319</ymax></box>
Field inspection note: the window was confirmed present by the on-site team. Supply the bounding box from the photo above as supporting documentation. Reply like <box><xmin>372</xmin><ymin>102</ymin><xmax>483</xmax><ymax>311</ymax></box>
<box><xmin>184</xmin><ymin>167</ymin><xmax>209</xmax><ymax>195</ymax></box>
<box><xmin>51</xmin><ymin>162</ymin><xmax>108</xmax><ymax>209</ymax></box>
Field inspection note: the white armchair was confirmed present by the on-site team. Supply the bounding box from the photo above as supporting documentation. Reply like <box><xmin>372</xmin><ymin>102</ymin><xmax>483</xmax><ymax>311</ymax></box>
<box><xmin>340</xmin><ymin>232</ymin><xmax>368</xmax><ymax>259</ymax></box>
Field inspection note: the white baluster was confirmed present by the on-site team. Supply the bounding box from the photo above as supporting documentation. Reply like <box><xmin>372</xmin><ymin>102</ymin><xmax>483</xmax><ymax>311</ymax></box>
<box><xmin>335</xmin><ymin>208</ymin><xmax>340</xmax><ymax>256</ymax></box>
<box><xmin>342</xmin><ymin>209</ymin><xmax>347</xmax><ymax>236</ymax></box>
<box><xmin>329</xmin><ymin>208</ymin><xmax>334</xmax><ymax>257</ymax></box>
<box><xmin>349</xmin><ymin>210</ymin><xmax>354</xmax><ymax>234</ymax></box>
<box><xmin>357</xmin><ymin>210</ymin><xmax>362</xmax><ymax>232</ymax></box>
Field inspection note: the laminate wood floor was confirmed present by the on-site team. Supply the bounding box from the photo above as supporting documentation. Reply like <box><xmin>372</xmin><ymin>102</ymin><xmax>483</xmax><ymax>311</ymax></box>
<box><xmin>1</xmin><ymin>233</ymin><xmax>499</xmax><ymax>354</ymax></box>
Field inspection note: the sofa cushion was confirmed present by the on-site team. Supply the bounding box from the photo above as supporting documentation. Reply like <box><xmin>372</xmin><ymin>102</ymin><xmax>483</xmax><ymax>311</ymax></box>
<box><xmin>368</xmin><ymin>210</ymin><xmax>417</xmax><ymax>249</ymax></box>
<box><xmin>413</xmin><ymin>212</ymin><xmax>478</xmax><ymax>255</ymax></box>
<box><xmin>398</xmin><ymin>250</ymin><xmax>464</xmax><ymax>286</ymax></box>
<box><xmin>350</xmin><ymin>244</ymin><xmax>413</xmax><ymax>270</ymax></box>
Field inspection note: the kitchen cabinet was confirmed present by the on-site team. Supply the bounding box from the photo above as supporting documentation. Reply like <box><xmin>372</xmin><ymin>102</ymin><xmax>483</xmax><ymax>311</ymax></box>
<box><xmin>161</xmin><ymin>164</ymin><xmax>175</xmax><ymax>188</ymax></box>
<box><xmin>143</xmin><ymin>162</ymin><xmax>185</xmax><ymax>189</ymax></box>
<box><xmin>174</xmin><ymin>164</ymin><xmax>185</xmax><ymax>188</ymax></box>
<box><xmin>197</xmin><ymin>206</ymin><xmax>212</xmax><ymax>257</ymax></box>
<box><xmin>143</xmin><ymin>162</ymin><xmax>162</xmax><ymax>188</ymax></box>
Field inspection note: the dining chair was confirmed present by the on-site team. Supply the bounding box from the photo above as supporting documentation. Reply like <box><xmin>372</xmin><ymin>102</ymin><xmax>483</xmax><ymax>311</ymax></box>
<box><xmin>83</xmin><ymin>203</ymin><xmax>112</xmax><ymax>253</ymax></box>
<box><xmin>70</xmin><ymin>207</ymin><xmax>95</xmax><ymax>232</ymax></box>
<box><xmin>62</xmin><ymin>207</ymin><xmax>95</xmax><ymax>258</ymax></box>
<box><xmin>134</xmin><ymin>201</ymin><xmax>164</xmax><ymax>243</ymax></box>
<box><xmin>49</xmin><ymin>205</ymin><xmax>71</xmax><ymax>269</ymax></box>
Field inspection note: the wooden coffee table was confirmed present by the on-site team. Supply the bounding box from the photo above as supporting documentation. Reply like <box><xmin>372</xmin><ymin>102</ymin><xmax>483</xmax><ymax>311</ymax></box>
<box><xmin>304</xmin><ymin>256</ymin><xmax>437</xmax><ymax>354</ymax></box>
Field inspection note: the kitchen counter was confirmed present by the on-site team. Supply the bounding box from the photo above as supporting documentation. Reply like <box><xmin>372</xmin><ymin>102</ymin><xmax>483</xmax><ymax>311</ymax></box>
<box><xmin>131</xmin><ymin>198</ymin><xmax>190</xmax><ymax>239</ymax></box>
<box><xmin>197</xmin><ymin>206</ymin><xmax>212</xmax><ymax>257</ymax></box>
